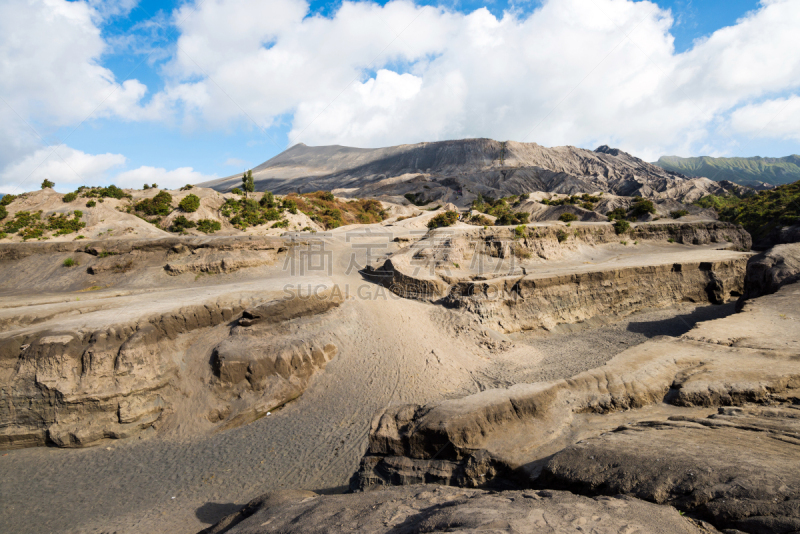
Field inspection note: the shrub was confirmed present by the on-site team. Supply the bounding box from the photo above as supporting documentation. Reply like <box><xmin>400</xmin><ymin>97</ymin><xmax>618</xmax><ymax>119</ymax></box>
<box><xmin>135</xmin><ymin>191</ymin><xmax>173</xmax><ymax>216</ymax></box>
<box><xmin>670</xmin><ymin>210</ymin><xmax>689</xmax><ymax>219</ymax></box>
<box><xmin>82</xmin><ymin>185</ymin><xmax>131</xmax><ymax>200</ymax></box>
<box><xmin>86</xmin><ymin>200</ymin><xmax>96</xmax><ymax>207</ymax></box>
<box><xmin>143</xmin><ymin>184</ymin><xmax>150</xmax><ymax>190</ymax></box>
<box><xmin>630</xmin><ymin>198</ymin><xmax>656</xmax><ymax>217</ymax></box>
<box><xmin>197</xmin><ymin>219</ymin><xmax>221</xmax><ymax>234</ymax></box>
<box><xmin>606</xmin><ymin>207</ymin><xmax>627</xmax><ymax>221</ymax></box>
<box><xmin>613</xmin><ymin>219</ymin><xmax>631</xmax><ymax>234</ymax></box>
<box><xmin>272</xmin><ymin>219</ymin><xmax>289</xmax><ymax>228</ymax></box>
<box><xmin>559</xmin><ymin>213</ymin><xmax>578</xmax><ymax>223</ymax></box>
<box><xmin>179</xmin><ymin>194</ymin><xmax>200</xmax><ymax>213</ymax></box>
<box><xmin>556</xmin><ymin>229</ymin><xmax>568</xmax><ymax>242</ymax></box>
<box><xmin>231</xmin><ymin>187</ymin><xmax>243</xmax><ymax>195</ymax></box>
<box><xmin>427</xmin><ymin>210</ymin><xmax>459</xmax><ymax>229</ymax></box>
<box><xmin>582</xmin><ymin>202</ymin><xmax>594</xmax><ymax>210</ymax></box>
<box><xmin>180</xmin><ymin>184</ymin><xmax>194</xmax><ymax>191</ymax></box>
<box><xmin>0</xmin><ymin>232</ymin><xmax>6</xmax><ymax>239</ymax></box>
<box><xmin>48</xmin><ymin>211</ymin><xmax>86</xmax><ymax>235</ymax></box>
<box><xmin>514</xmin><ymin>225</ymin><xmax>527</xmax><ymax>239</ymax></box>
<box><xmin>1</xmin><ymin>194</ymin><xmax>17</xmax><ymax>206</ymax></box>
<box><xmin>668</xmin><ymin>237</ymin><xmax>675</xmax><ymax>243</ymax></box>
<box><xmin>62</xmin><ymin>192</ymin><xmax>78</xmax><ymax>203</ymax></box>
<box><xmin>169</xmin><ymin>215</ymin><xmax>197</xmax><ymax>233</ymax></box>
<box><xmin>63</xmin><ymin>258</ymin><xmax>78</xmax><ymax>267</ymax></box>
<box><xmin>468</xmin><ymin>213</ymin><xmax>493</xmax><ymax>226</ymax></box>
<box><xmin>282</xmin><ymin>199</ymin><xmax>298</xmax><ymax>214</ymax></box>
<box><xmin>260</xmin><ymin>191</ymin><xmax>275</xmax><ymax>208</ymax></box>
<box><xmin>151</xmin><ymin>183</ymin><xmax>158</xmax><ymax>189</ymax></box>
<box><xmin>319</xmin><ymin>191</ymin><xmax>335</xmax><ymax>201</ymax></box>
<box><xmin>41</xmin><ymin>179</ymin><xmax>55</xmax><ymax>189</ymax></box>
<box><xmin>0</xmin><ymin>206</ymin><xmax>6</xmax><ymax>220</ymax></box>
<box><xmin>519</xmin><ymin>193</ymin><xmax>530</xmax><ymax>201</ymax></box>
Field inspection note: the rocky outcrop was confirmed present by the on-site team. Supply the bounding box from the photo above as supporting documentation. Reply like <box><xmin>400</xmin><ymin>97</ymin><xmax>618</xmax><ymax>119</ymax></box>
<box><xmin>164</xmin><ymin>249</ymin><xmax>279</xmax><ymax>275</ymax></box>
<box><xmin>208</xmin><ymin>288</ymin><xmax>345</xmax><ymax>430</ymax></box>
<box><xmin>737</xmin><ymin>242</ymin><xmax>800</xmax><ymax>306</ymax></box>
<box><xmin>350</xmin><ymin>282</ymin><xmax>800</xmax><ymax>533</ymax></box>
<box><xmin>201</xmin><ymin>485</ymin><xmax>715</xmax><ymax>534</ymax></box>
<box><xmin>0</xmin><ymin>299</ymin><xmax>250</xmax><ymax>449</ymax></box>
<box><xmin>539</xmin><ymin>406</ymin><xmax>800</xmax><ymax>533</ymax></box>
<box><xmin>366</xmin><ymin>222</ymin><xmax>751</xmax><ymax>333</ymax></box>
<box><xmin>0</xmin><ymin>284</ymin><xmax>346</xmax><ymax>449</ymax></box>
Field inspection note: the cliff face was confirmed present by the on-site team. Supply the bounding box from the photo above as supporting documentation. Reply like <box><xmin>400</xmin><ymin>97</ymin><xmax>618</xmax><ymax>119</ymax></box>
<box><xmin>0</xmin><ymin>237</ymin><xmax>344</xmax><ymax>449</ymax></box>
<box><xmin>200</xmin><ymin>139</ymin><xmax>733</xmax><ymax>204</ymax></box>
<box><xmin>367</xmin><ymin>222</ymin><xmax>751</xmax><ymax>334</ymax></box>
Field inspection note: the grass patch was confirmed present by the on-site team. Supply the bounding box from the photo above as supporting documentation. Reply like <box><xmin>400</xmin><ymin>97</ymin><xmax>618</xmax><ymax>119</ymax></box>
<box><xmin>63</xmin><ymin>257</ymin><xmax>78</xmax><ymax>267</ymax></box>
<box><xmin>559</xmin><ymin>213</ymin><xmax>578</xmax><ymax>223</ymax></box>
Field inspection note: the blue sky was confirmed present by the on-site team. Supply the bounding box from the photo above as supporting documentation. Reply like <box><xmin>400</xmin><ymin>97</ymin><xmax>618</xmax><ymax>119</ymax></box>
<box><xmin>2</xmin><ymin>0</ymin><xmax>799</xmax><ymax>192</ymax></box>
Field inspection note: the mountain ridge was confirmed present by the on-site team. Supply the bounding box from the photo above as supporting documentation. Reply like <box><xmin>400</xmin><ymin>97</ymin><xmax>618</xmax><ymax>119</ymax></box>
<box><xmin>200</xmin><ymin>139</ymin><xmax>732</xmax><ymax>205</ymax></box>
<box><xmin>655</xmin><ymin>154</ymin><xmax>800</xmax><ymax>187</ymax></box>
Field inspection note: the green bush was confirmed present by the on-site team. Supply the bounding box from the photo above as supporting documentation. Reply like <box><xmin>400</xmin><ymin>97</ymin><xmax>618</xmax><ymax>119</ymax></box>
<box><xmin>606</xmin><ymin>207</ymin><xmax>628</xmax><ymax>221</ymax></box>
<box><xmin>0</xmin><ymin>206</ymin><xmax>6</xmax><ymax>220</ymax></box>
<box><xmin>180</xmin><ymin>184</ymin><xmax>194</xmax><ymax>191</ymax></box>
<box><xmin>613</xmin><ymin>219</ymin><xmax>631</xmax><ymax>234</ymax></box>
<box><xmin>282</xmin><ymin>199</ymin><xmax>298</xmax><ymax>214</ymax></box>
<box><xmin>1</xmin><ymin>194</ymin><xmax>17</xmax><ymax>206</ymax></box>
<box><xmin>556</xmin><ymin>229</ymin><xmax>568</xmax><ymax>242</ymax></box>
<box><xmin>63</xmin><ymin>257</ymin><xmax>78</xmax><ymax>267</ymax></box>
<box><xmin>260</xmin><ymin>191</ymin><xmax>275</xmax><ymax>208</ymax></box>
<box><xmin>582</xmin><ymin>202</ymin><xmax>594</xmax><ymax>210</ymax></box>
<box><xmin>196</xmin><ymin>219</ymin><xmax>221</xmax><ymax>234</ymax></box>
<box><xmin>272</xmin><ymin>219</ymin><xmax>289</xmax><ymax>228</ymax></box>
<box><xmin>82</xmin><ymin>185</ymin><xmax>130</xmax><ymax>200</ymax></box>
<box><xmin>179</xmin><ymin>194</ymin><xmax>200</xmax><ymax>213</ymax></box>
<box><xmin>670</xmin><ymin>210</ymin><xmax>689</xmax><ymax>219</ymax></box>
<box><xmin>135</xmin><ymin>191</ymin><xmax>173</xmax><ymax>216</ymax></box>
<box><xmin>41</xmin><ymin>179</ymin><xmax>55</xmax><ymax>189</ymax></box>
<box><xmin>514</xmin><ymin>225</ymin><xmax>527</xmax><ymax>238</ymax></box>
<box><xmin>427</xmin><ymin>210</ymin><xmax>459</xmax><ymax>229</ymax></box>
<box><xmin>169</xmin><ymin>215</ymin><xmax>197</xmax><ymax>233</ymax></box>
<box><xmin>143</xmin><ymin>184</ymin><xmax>150</xmax><ymax>190</ymax></box>
<box><xmin>630</xmin><ymin>198</ymin><xmax>656</xmax><ymax>217</ymax></box>
<box><xmin>62</xmin><ymin>192</ymin><xmax>78</xmax><ymax>203</ymax></box>
<box><xmin>231</xmin><ymin>187</ymin><xmax>243</xmax><ymax>195</ymax></box>
<box><xmin>86</xmin><ymin>200</ymin><xmax>96</xmax><ymax>207</ymax></box>
<box><xmin>319</xmin><ymin>191</ymin><xmax>335</xmax><ymax>201</ymax></box>
<box><xmin>559</xmin><ymin>213</ymin><xmax>578</xmax><ymax>222</ymax></box>
<box><xmin>694</xmin><ymin>181</ymin><xmax>800</xmax><ymax>241</ymax></box>
<box><xmin>519</xmin><ymin>193</ymin><xmax>530</xmax><ymax>201</ymax></box>
<box><xmin>47</xmin><ymin>211</ymin><xmax>86</xmax><ymax>235</ymax></box>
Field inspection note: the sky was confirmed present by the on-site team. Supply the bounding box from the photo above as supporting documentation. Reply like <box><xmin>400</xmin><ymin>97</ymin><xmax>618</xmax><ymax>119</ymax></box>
<box><xmin>1</xmin><ymin>0</ymin><xmax>799</xmax><ymax>193</ymax></box>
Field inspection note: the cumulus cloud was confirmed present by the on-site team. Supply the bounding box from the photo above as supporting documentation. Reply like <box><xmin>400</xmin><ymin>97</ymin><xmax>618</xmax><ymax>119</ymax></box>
<box><xmin>156</xmin><ymin>0</ymin><xmax>800</xmax><ymax>160</ymax></box>
<box><xmin>728</xmin><ymin>96</ymin><xmax>800</xmax><ymax>142</ymax></box>
<box><xmin>0</xmin><ymin>147</ymin><xmax>127</xmax><ymax>194</ymax></box>
<box><xmin>2</xmin><ymin>0</ymin><xmax>800</xmax><ymax>193</ymax></box>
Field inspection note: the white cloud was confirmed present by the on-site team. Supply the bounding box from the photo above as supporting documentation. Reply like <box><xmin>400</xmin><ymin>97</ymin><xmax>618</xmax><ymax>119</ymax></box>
<box><xmin>0</xmin><ymin>147</ymin><xmax>126</xmax><ymax>194</ymax></box>
<box><xmin>728</xmin><ymin>96</ymin><xmax>800</xmax><ymax>142</ymax></box>
<box><xmin>2</xmin><ymin>0</ymin><xmax>800</xmax><ymax>192</ymax></box>
<box><xmin>155</xmin><ymin>0</ymin><xmax>800</xmax><ymax>160</ymax></box>
<box><xmin>113</xmin><ymin>166</ymin><xmax>217</xmax><ymax>190</ymax></box>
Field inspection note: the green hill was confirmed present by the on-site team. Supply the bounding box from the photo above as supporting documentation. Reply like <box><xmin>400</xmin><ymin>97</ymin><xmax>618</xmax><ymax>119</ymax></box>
<box><xmin>655</xmin><ymin>155</ymin><xmax>800</xmax><ymax>187</ymax></box>
<box><xmin>695</xmin><ymin>180</ymin><xmax>800</xmax><ymax>244</ymax></box>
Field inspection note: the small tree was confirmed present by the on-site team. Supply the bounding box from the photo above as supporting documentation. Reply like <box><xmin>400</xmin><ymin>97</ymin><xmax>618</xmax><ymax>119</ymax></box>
<box><xmin>151</xmin><ymin>183</ymin><xmax>158</xmax><ymax>189</ymax></box>
<box><xmin>242</xmin><ymin>170</ymin><xmax>254</xmax><ymax>199</ymax></box>
<box><xmin>41</xmin><ymin>179</ymin><xmax>55</xmax><ymax>189</ymax></box>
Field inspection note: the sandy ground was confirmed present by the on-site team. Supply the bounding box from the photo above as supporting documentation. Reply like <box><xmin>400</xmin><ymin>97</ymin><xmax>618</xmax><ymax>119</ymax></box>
<box><xmin>0</xmin><ymin>226</ymin><xmax>740</xmax><ymax>534</ymax></box>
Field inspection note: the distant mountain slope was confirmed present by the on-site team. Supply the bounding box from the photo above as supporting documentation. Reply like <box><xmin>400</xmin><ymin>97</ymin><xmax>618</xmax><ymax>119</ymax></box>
<box><xmin>200</xmin><ymin>139</ymin><xmax>734</xmax><ymax>204</ymax></box>
<box><xmin>655</xmin><ymin>155</ymin><xmax>800</xmax><ymax>187</ymax></box>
